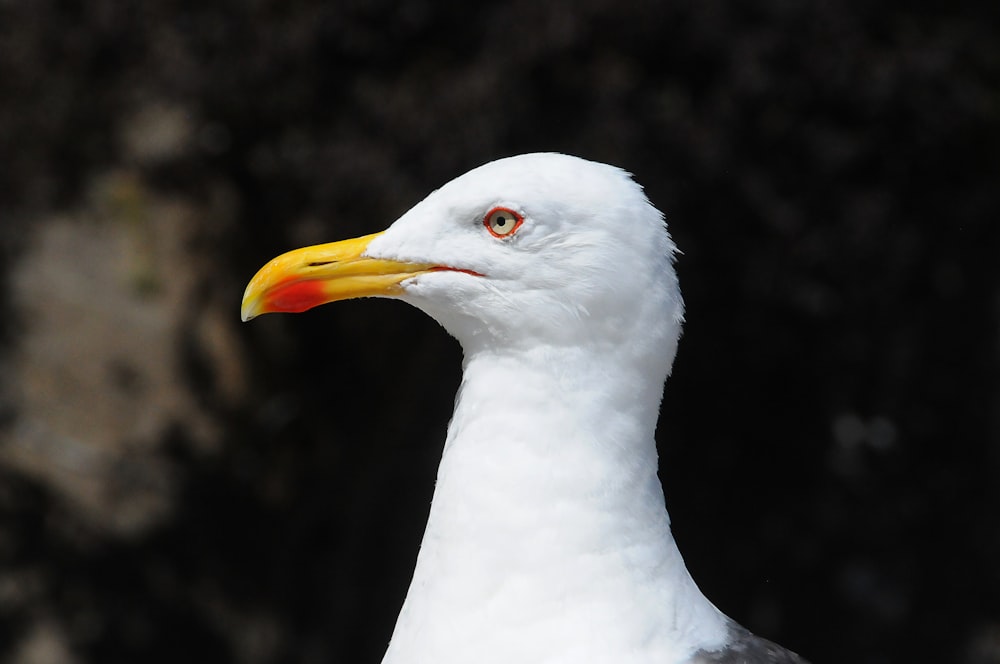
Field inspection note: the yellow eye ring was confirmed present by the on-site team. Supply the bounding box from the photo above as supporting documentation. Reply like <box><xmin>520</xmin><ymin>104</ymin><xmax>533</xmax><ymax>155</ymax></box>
<box><xmin>484</xmin><ymin>207</ymin><xmax>524</xmax><ymax>238</ymax></box>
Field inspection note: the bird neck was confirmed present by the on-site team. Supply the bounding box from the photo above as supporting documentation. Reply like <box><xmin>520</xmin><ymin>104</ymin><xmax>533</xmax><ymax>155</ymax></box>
<box><xmin>383</xmin><ymin>344</ymin><xmax>729</xmax><ymax>663</ymax></box>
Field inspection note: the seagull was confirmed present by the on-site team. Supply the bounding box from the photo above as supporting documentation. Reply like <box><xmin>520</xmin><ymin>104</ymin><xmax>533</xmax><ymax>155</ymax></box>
<box><xmin>241</xmin><ymin>153</ymin><xmax>809</xmax><ymax>664</ymax></box>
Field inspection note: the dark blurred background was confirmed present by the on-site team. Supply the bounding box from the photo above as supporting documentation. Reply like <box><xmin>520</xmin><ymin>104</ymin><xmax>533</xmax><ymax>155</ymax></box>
<box><xmin>0</xmin><ymin>1</ymin><xmax>998</xmax><ymax>663</ymax></box>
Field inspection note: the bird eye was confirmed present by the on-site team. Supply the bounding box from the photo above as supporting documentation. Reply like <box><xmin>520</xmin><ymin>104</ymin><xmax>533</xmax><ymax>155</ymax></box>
<box><xmin>484</xmin><ymin>207</ymin><xmax>523</xmax><ymax>238</ymax></box>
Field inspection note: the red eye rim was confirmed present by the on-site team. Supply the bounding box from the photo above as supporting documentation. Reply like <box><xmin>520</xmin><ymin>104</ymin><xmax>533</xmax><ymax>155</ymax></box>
<box><xmin>484</xmin><ymin>207</ymin><xmax>524</xmax><ymax>239</ymax></box>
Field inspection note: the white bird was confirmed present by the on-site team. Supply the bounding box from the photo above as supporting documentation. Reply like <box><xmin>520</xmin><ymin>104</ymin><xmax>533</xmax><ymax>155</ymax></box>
<box><xmin>241</xmin><ymin>153</ymin><xmax>809</xmax><ymax>664</ymax></box>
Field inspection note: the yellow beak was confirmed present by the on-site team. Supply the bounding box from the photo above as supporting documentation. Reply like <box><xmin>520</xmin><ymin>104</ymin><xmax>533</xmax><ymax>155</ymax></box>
<box><xmin>241</xmin><ymin>231</ymin><xmax>435</xmax><ymax>321</ymax></box>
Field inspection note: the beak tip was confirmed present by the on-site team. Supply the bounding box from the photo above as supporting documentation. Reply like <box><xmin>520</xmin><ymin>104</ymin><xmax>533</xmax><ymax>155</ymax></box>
<box><xmin>241</xmin><ymin>279</ymin><xmax>264</xmax><ymax>321</ymax></box>
<box><xmin>240</xmin><ymin>300</ymin><xmax>260</xmax><ymax>322</ymax></box>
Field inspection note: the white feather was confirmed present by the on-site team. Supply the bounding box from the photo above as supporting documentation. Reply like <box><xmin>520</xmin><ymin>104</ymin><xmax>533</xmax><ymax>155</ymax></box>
<box><xmin>365</xmin><ymin>153</ymin><xmax>731</xmax><ymax>664</ymax></box>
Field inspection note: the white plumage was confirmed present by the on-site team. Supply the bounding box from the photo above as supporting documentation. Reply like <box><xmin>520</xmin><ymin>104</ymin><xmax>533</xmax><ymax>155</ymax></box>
<box><xmin>242</xmin><ymin>153</ymin><xmax>808</xmax><ymax>664</ymax></box>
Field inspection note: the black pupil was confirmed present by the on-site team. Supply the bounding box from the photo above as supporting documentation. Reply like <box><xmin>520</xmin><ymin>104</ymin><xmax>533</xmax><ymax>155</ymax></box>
<box><xmin>496</xmin><ymin>215</ymin><xmax>507</xmax><ymax>226</ymax></box>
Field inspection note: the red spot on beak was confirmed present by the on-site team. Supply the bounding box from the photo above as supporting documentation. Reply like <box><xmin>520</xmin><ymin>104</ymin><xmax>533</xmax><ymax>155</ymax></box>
<box><xmin>268</xmin><ymin>278</ymin><xmax>328</xmax><ymax>313</ymax></box>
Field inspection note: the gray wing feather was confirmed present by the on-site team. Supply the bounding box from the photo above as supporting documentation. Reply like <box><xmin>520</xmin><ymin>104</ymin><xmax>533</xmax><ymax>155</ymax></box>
<box><xmin>689</xmin><ymin>621</ymin><xmax>810</xmax><ymax>664</ymax></box>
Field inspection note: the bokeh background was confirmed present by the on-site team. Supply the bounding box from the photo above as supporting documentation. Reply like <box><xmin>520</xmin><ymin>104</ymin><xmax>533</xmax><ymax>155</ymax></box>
<box><xmin>1</xmin><ymin>2</ymin><xmax>998</xmax><ymax>663</ymax></box>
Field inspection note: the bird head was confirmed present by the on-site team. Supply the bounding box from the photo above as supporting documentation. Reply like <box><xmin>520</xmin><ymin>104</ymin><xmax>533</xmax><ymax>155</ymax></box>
<box><xmin>242</xmin><ymin>153</ymin><xmax>683</xmax><ymax>357</ymax></box>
